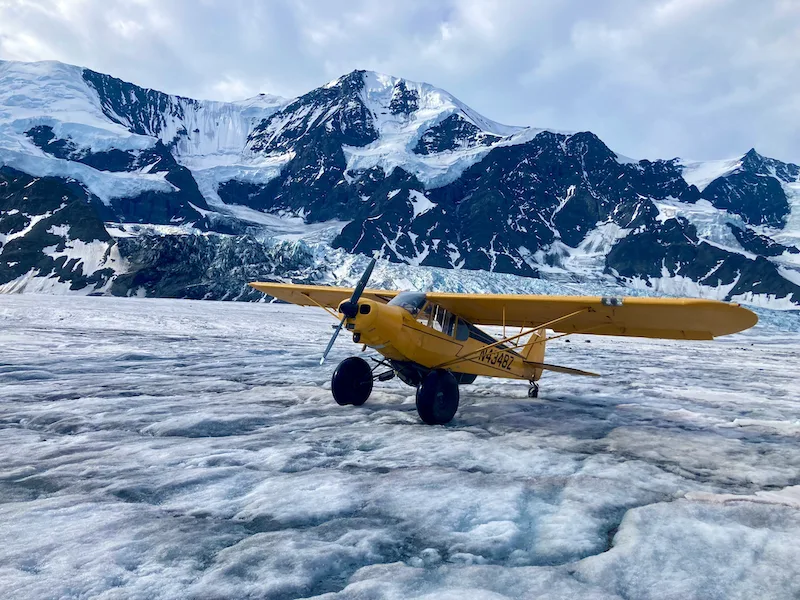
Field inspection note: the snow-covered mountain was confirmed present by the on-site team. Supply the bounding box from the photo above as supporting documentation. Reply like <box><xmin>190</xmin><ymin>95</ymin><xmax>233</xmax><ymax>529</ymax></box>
<box><xmin>1</xmin><ymin>59</ymin><xmax>799</xmax><ymax>307</ymax></box>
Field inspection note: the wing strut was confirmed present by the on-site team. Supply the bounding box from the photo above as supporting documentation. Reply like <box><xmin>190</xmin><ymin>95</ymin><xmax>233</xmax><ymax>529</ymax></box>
<box><xmin>300</xmin><ymin>292</ymin><xmax>340</xmax><ymax>321</ymax></box>
<box><xmin>434</xmin><ymin>307</ymin><xmax>591</xmax><ymax>370</ymax></box>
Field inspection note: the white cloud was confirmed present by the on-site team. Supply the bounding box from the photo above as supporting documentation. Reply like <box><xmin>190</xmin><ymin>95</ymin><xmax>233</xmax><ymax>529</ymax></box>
<box><xmin>0</xmin><ymin>0</ymin><xmax>798</xmax><ymax>163</ymax></box>
<box><xmin>0</xmin><ymin>29</ymin><xmax>56</xmax><ymax>61</ymax></box>
<box><xmin>209</xmin><ymin>76</ymin><xmax>257</xmax><ymax>102</ymax></box>
<box><xmin>110</xmin><ymin>19</ymin><xmax>145</xmax><ymax>38</ymax></box>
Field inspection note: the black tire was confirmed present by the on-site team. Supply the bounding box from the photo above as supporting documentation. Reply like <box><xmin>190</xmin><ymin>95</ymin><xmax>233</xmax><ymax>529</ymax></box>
<box><xmin>331</xmin><ymin>357</ymin><xmax>373</xmax><ymax>406</ymax></box>
<box><xmin>415</xmin><ymin>370</ymin><xmax>459</xmax><ymax>425</ymax></box>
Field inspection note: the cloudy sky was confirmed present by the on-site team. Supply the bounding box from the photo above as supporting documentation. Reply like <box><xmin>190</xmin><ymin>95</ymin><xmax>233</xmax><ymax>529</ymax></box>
<box><xmin>0</xmin><ymin>0</ymin><xmax>798</xmax><ymax>162</ymax></box>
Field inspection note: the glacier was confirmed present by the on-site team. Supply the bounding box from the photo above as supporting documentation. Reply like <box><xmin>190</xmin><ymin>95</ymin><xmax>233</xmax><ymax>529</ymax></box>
<box><xmin>1</xmin><ymin>294</ymin><xmax>799</xmax><ymax>599</ymax></box>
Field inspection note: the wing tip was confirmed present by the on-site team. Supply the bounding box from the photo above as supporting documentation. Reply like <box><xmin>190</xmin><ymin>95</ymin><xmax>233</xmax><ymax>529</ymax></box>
<box><xmin>712</xmin><ymin>303</ymin><xmax>759</xmax><ymax>337</ymax></box>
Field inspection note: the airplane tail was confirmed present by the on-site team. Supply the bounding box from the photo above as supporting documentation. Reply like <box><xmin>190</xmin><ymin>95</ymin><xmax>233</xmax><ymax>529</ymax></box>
<box><xmin>521</xmin><ymin>327</ymin><xmax>546</xmax><ymax>380</ymax></box>
<box><xmin>521</xmin><ymin>327</ymin><xmax>600</xmax><ymax>378</ymax></box>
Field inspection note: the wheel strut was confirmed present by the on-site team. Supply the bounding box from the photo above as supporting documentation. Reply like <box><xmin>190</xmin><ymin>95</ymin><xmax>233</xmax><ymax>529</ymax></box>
<box><xmin>527</xmin><ymin>381</ymin><xmax>539</xmax><ymax>398</ymax></box>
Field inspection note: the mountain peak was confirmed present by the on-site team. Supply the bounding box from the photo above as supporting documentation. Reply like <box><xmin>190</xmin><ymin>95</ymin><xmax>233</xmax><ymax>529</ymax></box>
<box><xmin>743</xmin><ymin>147</ymin><xmax>764</xmax><ymax>163</ymax></box>
<box><xmin>740</xmin><ymin>147</ymin><xmax>800</xmax><ymax>183</ymax></box>
<box><xmin>740</xmin><ymin>148</ymin><xmax>767</xmax><ymax>173</ymax></box>
<box><xmin>321</xmin><ymin>69</ymin><xmax>368</xmax><ymax>92</ymax></box>
<box><xmin>246</xmin><ymin>67</ymin><xmax>525</xmax><ymax>187</ymax></box>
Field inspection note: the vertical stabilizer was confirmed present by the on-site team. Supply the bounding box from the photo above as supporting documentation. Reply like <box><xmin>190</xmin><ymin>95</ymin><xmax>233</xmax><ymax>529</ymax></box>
<box><xmin>522</xmin><ymin>327</ymin><xmax>546</xmax><ymax>381</ymax></box>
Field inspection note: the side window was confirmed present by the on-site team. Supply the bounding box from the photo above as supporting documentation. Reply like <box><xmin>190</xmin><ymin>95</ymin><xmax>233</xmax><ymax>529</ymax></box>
<box><xmin>430</xmin><ymin>305</ymin><xmax>455</xmax><ymax>337</ymax></box>
<box><xmin>417</xmin><ymin>303</ymin><xmax>433</xmax><ymax>327</ymax></box>
<box><xmin>437</xmin><ymin>307</ymin><xmax>454</xmax><ymax>336</ymax></box>
<box><xmin>444</xmin><ymin>314</ymin><xmax>454</xmax><ymax>336</ymax></box>
<box><xmin>430</xmin><ymin>305</ymin><xmax>441</xmax><ymax>332</ymax></box>
<box><xmin>455</xmin><ymin>318</ymin><xmax>469</xmax><ymax>341</ymax></box>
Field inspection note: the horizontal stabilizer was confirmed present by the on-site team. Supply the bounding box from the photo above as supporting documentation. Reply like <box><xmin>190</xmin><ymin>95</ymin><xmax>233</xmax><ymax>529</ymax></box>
<box><xmin>525</xmin><ymin>360</ymin><xmax>600</xmax><ymax>377</ymax></box>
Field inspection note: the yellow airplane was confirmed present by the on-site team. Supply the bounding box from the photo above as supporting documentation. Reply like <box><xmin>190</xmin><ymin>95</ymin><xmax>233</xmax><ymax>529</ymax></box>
<box><xmin>250</xmin><ymin>258</ymin><xmax>758</xmax><ymax>425</ymax></box>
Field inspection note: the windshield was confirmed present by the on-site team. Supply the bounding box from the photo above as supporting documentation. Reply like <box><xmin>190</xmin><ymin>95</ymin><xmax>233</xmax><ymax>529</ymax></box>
<box><xmin>388</xmin><ymin>292</ymin><xmax>427</xmax><ymax>316</ymax></box>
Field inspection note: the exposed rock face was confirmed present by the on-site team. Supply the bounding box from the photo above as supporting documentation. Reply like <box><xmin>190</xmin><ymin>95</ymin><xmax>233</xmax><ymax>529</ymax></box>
<box><xmin>25</xmin><ymin>125</ymin><xmax>209</xmax><ymax>225</ymax></box>
<box><xmin>336</xmin><ymin>132</ymin><xmax>693</xmax><ymax>274</ymax></box>
<box><xmin>83</xmin><ymin>68</ymin><xmax>198</xmax><ymax>140</ymax></box>
<box><xmin>0</xmin><ymin>167</ymin><xmax>321</xmax><ymax>298</ymax></box>
<box><xmin>413</xmin><ymin>114</ymin><xmax>500</xmax><ymax>155</ymax></box>
<box><xmin>248</xmin><ymin>70</ymin><xmax>379</xmax><ymax>155</ymax></box>
<box><xmin>701</xmin><ymin>172</ymin><xmax>788</xmax><ymax>227</ymax></box>
<box><xmin>606</xmin><ymin>217</ymin><xmax>800</xmax><ymax>301</ymax></box>
<box><xmin>0</xmin><ymin>166</ymin><xmax>117</xmax><ymax>292</ymax></box>
<box><xmin>1</xmin><ymin>60</ymin><xmax>799</xmax><ymax>306</ymax></box>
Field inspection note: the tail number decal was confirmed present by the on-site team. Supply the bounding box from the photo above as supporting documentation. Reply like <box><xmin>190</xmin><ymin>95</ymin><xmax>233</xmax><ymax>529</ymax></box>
<box><xmin>477</xmin><ymin>348</ymin><xmax>514</xmax><ymax>371</ymax></box>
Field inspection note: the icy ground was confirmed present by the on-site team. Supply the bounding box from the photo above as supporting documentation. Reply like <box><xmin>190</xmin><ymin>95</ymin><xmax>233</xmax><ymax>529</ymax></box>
<box><xmin>1</xmin><ymin>295</ymin><xmax>800</xmax><ymax>600</ymax></box>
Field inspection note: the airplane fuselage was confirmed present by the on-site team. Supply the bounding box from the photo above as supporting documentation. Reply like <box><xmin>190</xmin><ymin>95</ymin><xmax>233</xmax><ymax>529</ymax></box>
<box><xmin>344</xmin><ymin>297</ymin><xmax>542</xmax><ymax>383</ymax></box>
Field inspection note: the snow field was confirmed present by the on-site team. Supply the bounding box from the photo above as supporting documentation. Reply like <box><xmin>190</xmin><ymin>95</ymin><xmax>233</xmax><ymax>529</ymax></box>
<box><xmin>0</xmin><ymin>295</ymin><xmax>799</xmax><ymax>599</ymax></box>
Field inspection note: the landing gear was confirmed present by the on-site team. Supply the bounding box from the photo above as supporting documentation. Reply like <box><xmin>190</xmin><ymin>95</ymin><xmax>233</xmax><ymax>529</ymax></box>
<box><xmin>416</xmin><ymin>370</ymin><xmax>460</xmax><ymax>425</ymax></box>
<box><xmin>331</xmin><ymin>357</ymin><xmax>373</xmax><ymax>406</ymax></box>
<box><xmin>527</xmin><ymin>381</ymin><xmax>539</xmax><ymax>398</ymax></box>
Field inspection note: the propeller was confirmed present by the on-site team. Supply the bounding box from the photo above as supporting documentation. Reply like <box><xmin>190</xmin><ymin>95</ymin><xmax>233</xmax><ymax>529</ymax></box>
<box><xmin>320</xmin><ymin>256</ymin><xmax>377</xmax><ymax>364</ymax></box>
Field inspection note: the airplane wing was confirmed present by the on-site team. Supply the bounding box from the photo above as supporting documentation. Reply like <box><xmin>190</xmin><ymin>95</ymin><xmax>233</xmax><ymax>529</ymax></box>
<box><xmin>425</xmin><ymin>293</ymin><xmax>758</xmax><ymax>340</ymax></box>
<box><xmin>249</xmin><ymin>282</ymin><xmax>758</xmax><ymax>340</ymax></box>
<box><xmin>248</xmin><ymin>282</ymin><xmax>399</xmax><ymax>308</ymax></box>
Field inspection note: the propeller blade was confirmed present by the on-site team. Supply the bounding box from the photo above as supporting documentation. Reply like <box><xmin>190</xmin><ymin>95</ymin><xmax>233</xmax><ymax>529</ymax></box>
<box><xmin>350</xmin><ymin>256</ymin><xmax>377</xmax><ymax>303</ymax></box>
<box><xmin>321</xmin><ymin>316</ymin><xmax>347</xmax><ymax>365</ymax></box>
<box><xmin>320</xmin><ymin>256</ymin><xmax>377</xmax><ymax>364</ymax></box>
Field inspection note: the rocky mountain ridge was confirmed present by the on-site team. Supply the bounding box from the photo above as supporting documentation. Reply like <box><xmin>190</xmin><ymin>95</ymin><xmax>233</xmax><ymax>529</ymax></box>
<box><xmin>1</xmin><ymin>59</ymin><xmax>799</xmax><ymax>307</ymax></box>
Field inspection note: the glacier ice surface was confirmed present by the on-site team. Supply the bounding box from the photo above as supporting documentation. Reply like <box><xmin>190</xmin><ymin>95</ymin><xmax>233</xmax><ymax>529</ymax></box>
<box><xmin>1</xmin><ymin>295</ymin><xmax>799</xmax><ymax>599</ymax></box>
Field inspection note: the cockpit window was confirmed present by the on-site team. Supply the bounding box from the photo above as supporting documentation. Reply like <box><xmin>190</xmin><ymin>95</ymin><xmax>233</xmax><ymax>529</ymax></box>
<box><xmin>388</xmin><ymin>292</ymin><xmax>427</xmax><ymax>316</ymax></box>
